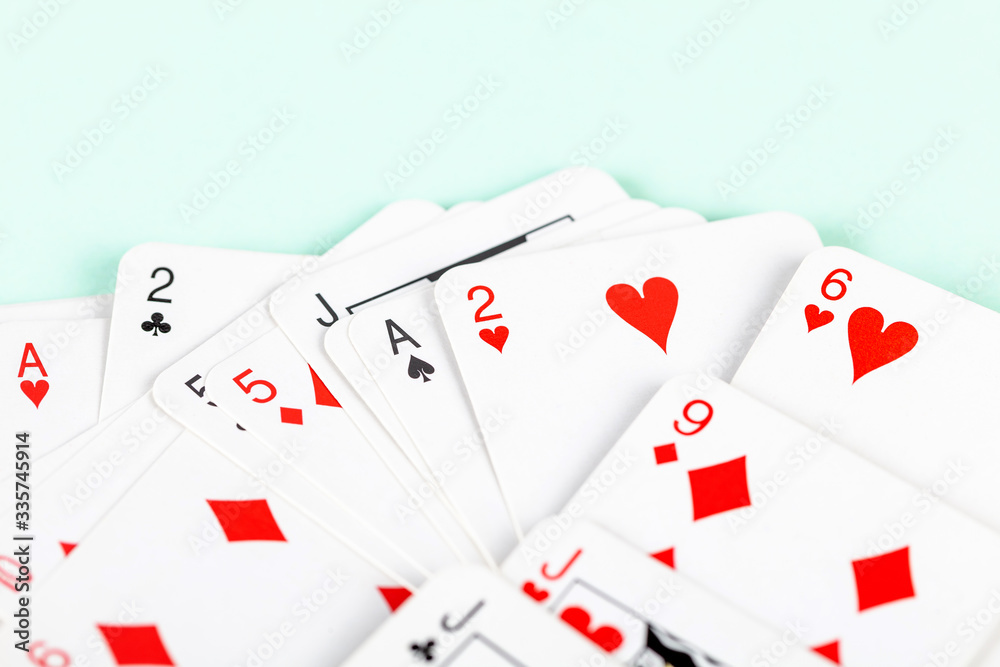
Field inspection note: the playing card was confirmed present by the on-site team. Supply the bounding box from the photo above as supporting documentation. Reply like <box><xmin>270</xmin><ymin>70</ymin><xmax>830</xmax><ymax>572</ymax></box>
<box><xmin>731</xmin><ymin>247</ymin><xmax>1000</xmax><ymax>537</ymax></box>
<box><xmin>148</xmin><ymin>202</ymin><xmax>468</xmax><ymax>578</ymax></box>
<box><xmin>313</xmin><ymin>196</ymin><xmax>507</xmax><ymax>483</ymax></box>
<box><xmin>4</xmin><ymin>392</ymin><xmax>185</xmax><ymax>591</ymax></box>
<box><xmin>341</xmin><ymin>565</ymin><xmax>627</xmax><ymax>667</ymax></box>
<box><xmin>0</xmin><ymin>294</ymin><xmax>112</xmax><ymax>323</ymax></box>
<box><xmin>4</xmin><ymin>200</ymin><xmax>441</xmax><ymax>604</ymax></box>
<box><xmin>504</xmin><ymin>518</ymin><xmax>830</xmax><ymax>666</ymax></box>
<box><xmin>326</xmin><ymin>199</ymin><xmax>665</xmax><ymax>470</ymax></box>
<box><xmin>564</xmin><ymin>374</ymin><xmax>1000</xmax><ymax>665</ymax></box>
<box><xmin>324</xmin><ymin>198</ymin><xmax>447</xmax><ymax>258</ymax></box>
<box><xmin>339</xmin><ymin>204</ymin><xmax>707</xmax><ymax>560</ymax></box>
<box><xmin>98</xmin><ymin>199</ymin><xmax>444</xmax><ymax>418</ymax></box>
<box><xmin>205</xmin><ymin>327</ymin><xmax>484</xmax><ymax>569</ymax></box>
<box><xmin>267</xmin><ymin>168</ymin><xmax>628</xmax><ymax>479</ymax></box>
<box><xmin>434</xmin><ymin>213</ymin><xmax>821</xmax><ymax>531</ymax></box>
<box><xmin>99</xmin><ymin>244</ymin><xmax>309</xmax><ymax>418</ymax></box>
<box><xmin>152</xmin><ymin>199</ymin><xmax>451</xmax><ymax>451</ymax></box>
<box><xmin>18</xmin><ymin>429</ymin><xmax>416</xmax><ymax>666</ymax></box>
<box><xmin>0</xmin><ymin>318</ymin><xmax>109</xmax><ymax>462</ymax></box>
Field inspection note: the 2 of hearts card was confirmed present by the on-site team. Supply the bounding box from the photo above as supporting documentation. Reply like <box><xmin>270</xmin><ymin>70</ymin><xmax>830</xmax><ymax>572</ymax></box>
<box><xmin>435</xmin><ymin>212</ymin><xmax>821</xmax><ymax>531</ymax></box>
<box><xmin>7</xmin><ymin>167</ymin><xmax>1000</xmax><ymax>666</ymax></box>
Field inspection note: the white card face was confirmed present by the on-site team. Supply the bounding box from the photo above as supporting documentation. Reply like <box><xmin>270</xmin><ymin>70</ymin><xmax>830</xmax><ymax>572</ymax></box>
<box><xmin>268</xmin><ymin>169</ymin><xmax>628</xmax><ymax>453</ymax></box>
<box><xmin>146</xmin><ymin>202</ymin><xmax>455</xmax><ymax>581</ymax></box>
<box><xmin>503</xmin><ymin>519</ymin><xmax>830</xmax><ymax>667</ymax></box>
<box><xmin>2</xmin><ymin>392</ymin><xmax>185</xmax><ymax>595</ymax></box>
<box><xmin>0</xmin><ymin>319</ymin><xmax>109</xmax><ymax>462</ymax></box>
<box><xmin>341</xmin><ymin>566</ymin><xmax>627</xmax><ymax>667</ymax></box>
<box><xmin>434</xmin><ymin>213</ymin><xmax>821</xmax><ymax>531</ymax></box>
<box><xmin>271</xmin><ymin>169</ymin><xmax>628</xmax><ymax>356</ymax></box>
<box><xmin>564</xmin><ymin>374</ymin><xmax>1000</xmax><ymax>665</ymax></box>
<box><xmin>100</xmin><ymin>243</ymin><xmax>318</xmax><ymax>418</ymax></box>
<box><xmin>327</xmin><ymin>199</ymin><xmax>446</xmax><ymax>258</ymax></box>
<box><xmin>102</xmin><ymin>198</ymin><xmax>445</xmax><ymax>423</ymax></box>
<box><xmin>0</xmin><ymin>294</ymin><xmax>112</xmax><ymax>323</ymax></box>
<box><xmin>12</xmin><ymin>203</ymin><xmax>439</xmax><ymax>594</ymax></box>
<box><xmin>339</xmin><ymin>205</ymin><xmax>705</xmax><ymax>561</ymax></box>
<box><xmin>308</xmin><ymin>198</ymin><xmax>516</xmax><ymax>482</ymax></box>
<box><xmin>731</xmin><ymin>246</ymin><xmax>1000</xmax><ymax>536</ymax></box>
<box><xmin>21</xmin><ymin>430</ymin><xmax>411</xmax><ymax>667</ymax></box>
<box><xmin>152</xmin><ymin>200</ymin><xmax>450</xmax><ymax>448</ymax></box>
<box><xmin>205</xmin><ymin>328</ymin><xmax>480</xmax><ymax>571</ymax></box>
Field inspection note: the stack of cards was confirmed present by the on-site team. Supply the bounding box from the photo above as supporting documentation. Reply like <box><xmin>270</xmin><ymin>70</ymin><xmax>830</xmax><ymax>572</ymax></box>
<box><xmin>3</xmin><ymin>167</ymin><xmax>999</xmax><ymax>666</ymax></box>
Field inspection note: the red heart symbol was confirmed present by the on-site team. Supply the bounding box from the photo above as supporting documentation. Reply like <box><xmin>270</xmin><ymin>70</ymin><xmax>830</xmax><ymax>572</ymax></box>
<box><xmin>848</xmin><ymin>307</ymin><xmax>918</xmax><ymax>383</ymax></box>
<box><xmin>559</xmin><ymin>606</ymin><xmax>623</xmax><ymax>651</ymax></box>
<box><xmin>522</xmin><ymin>581</ymin><xmax>548</xmax><ymax>602</ymax></box>
<box><xmin>20</xmin><ymin>380</ymin><xmax>49</xmax><ymax>409</ymax></box>
<box><xmin>479</xmin><ymin>326</ymin><xmax>509</xmax><ymax>353</ymax></box>
<box><xmin>606</xmin><ymin>277</ymin><xmax>678</xmax><ymax>353</ymax></box>
<box><xmin>804</xmin><ymin>304</ymin><xmax>834</xmax><ymax>332</ymax></box>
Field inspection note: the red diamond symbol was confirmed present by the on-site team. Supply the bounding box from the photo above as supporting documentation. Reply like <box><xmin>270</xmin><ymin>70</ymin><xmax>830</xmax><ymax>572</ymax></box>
<box><xmin>206</xmin><ymin>499</ymin><xmax>287</xmax><ymax>542</ymax></box>
<box><xmin>97</xmin><ymin>625</ymin><xmax>175</xmax><ymax>665</ymax></box>
<box><xmin>310</xmin><ymin>365</ymin><xmax>342</xmax><ymax>407</ymax></box>
<box><xmin>650</xmin><ymin>548</ymin><xmax>675</xmax><ymax>569</ymax></box>
<box><xmin>653</xmin><ymin>443</ymin><xmax>678</xmax><ymax>465</ymax></box>
<box><xmin>852</xmin><ymin>546</ymin><xmax>916</xmax><ymax>612</ymax></box>
<box><xmin>812</xmin><ymin>640</ymin><xmax>841</xmax><ymax>663</ymax></box>
<box><xmin>687</xmin><ymin>456</ymin><xmax>751</xmax><ymax>521</ymax></box>
<box><xmin>280</xmin><ymin>407</ymin><xmax>303</xmax><ymax>425</ymax></box>
<box><xmin>378</xmin><ymin>586</ymin><xmax>412</xmax><ymax>612</ymax></box>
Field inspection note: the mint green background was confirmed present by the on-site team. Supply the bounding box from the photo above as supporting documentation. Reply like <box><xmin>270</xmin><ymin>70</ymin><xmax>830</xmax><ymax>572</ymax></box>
<box><xmin>2</xmin><ymin>0</ymin><xmax>998</xmax><ymax>309</ymax></box>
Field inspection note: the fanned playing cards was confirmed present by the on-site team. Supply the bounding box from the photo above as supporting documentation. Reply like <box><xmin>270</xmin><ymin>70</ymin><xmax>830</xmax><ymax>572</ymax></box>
<box><xmin>4</xmin><ymin>169</ymin><xmax>1000</xmax><ymax>666</ymax></box>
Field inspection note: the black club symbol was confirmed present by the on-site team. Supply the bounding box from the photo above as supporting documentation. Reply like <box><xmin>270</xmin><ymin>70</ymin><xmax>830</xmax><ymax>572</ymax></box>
<box><xmin>141</xmin><ymin>312</ymin><xmax>171</xmax><ymax>336</ymax></box>
<box><xmin>410</xmin><ymin>639</ymin><xmax>435</xmax><ymax>661</ymax></box>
